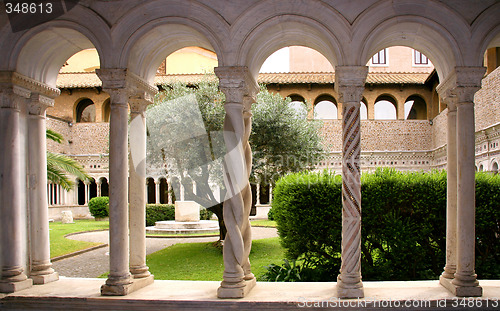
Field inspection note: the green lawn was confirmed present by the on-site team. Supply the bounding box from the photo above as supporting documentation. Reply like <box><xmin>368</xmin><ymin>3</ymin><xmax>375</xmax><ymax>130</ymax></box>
<box><xmin>49</xmin><ymin>220</ymin><xmax>109</xmax><ymax>258</ymax></box>
<box><xmin>146</xmin><ymin>237</ymin><xmax>284</xmax><ymax>281</ymax></box>
<box><xmin>250</xmin><ymin>220</ymin><xmax>277</xmax><ymax>227</ymax></box>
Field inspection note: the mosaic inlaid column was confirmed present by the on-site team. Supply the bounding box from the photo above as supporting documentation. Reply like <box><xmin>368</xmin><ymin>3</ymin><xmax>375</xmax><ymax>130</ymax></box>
<box><xmin>27</xmin><ymin>93</ymin><xmax>59</xmax><ymax>284</ymax></box>
<box><xmin>335</xmin><ymin>66</ymin><xmax>368</xmax><ymax>299</ymax></box>
<box><xmin>0</xmin><ymin>85</ymin><xmax>33</xmax><ymax>293</ymax></box>
<box><xmin>128</xmin><ymin>98</ymin><xmax>152</xmax><ymax>281</ymax></box>
<box><xmin>97</xmin><ymin>69</ymin><xmax>132</xmax><ymax>295</ymax></box>
<box><xmin>215</xmin><ymin>66</ymin><xmax>258</xmax><ymax>299</ymax></box>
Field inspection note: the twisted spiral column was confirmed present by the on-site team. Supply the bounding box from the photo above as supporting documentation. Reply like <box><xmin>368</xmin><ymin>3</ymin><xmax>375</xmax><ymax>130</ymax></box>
<box><xmin>215</xmin><ymin>66</ymin><xmax>257</xmax><ymax>298</ymax></box>
<box><xmin>335</xmin><ymin>66</ymin><xmax>367</xmax><ymax>299</ymax></box>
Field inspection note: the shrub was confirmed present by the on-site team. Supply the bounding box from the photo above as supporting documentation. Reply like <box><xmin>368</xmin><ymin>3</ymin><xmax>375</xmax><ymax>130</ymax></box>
<box><xmin>145</xmin><ymin>204</ymin><xmax>175</xmax><ymax>226</ymax></box>
<box><xmin>271</xmin><ymin>169</ymin><xmax>500</xmax><ymax>281</ymax></box>
<box><xmin>272</xmin><ymin>171</ymin><xmax>342</xmax><ymax>280</ymax></box>
<box><xmin>88</xmin><ymin>196</ymin><xmax>109</xmax><ymax>218</ymax></box>
<box><xmin>267</xmin><ymin>206</ymin><xmax>275</xmax><ymax>220</ymax></box>
<box><xmin>200</xmin><ymin>208</ymin><xmax>214</xmax><ymax>220</ymax></box>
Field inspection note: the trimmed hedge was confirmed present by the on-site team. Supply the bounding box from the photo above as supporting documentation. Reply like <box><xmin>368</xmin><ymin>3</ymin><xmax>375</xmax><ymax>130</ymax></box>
<box><xmin>146</xmin><ymin>204</ymin><xmax>175</xmax><ymax>226</ymax></box>
<box><xmin>145</xmin><ymin>204</ymin><xmax>214</xmax><ymax>226</ymax></box>
<box><xmin>272</xmin><ymin>169</ymin><xmax>500</xmax><ymax>281</ymax></box>
<box><xmin>88</xmin><ymin>196</ymin><xmax>109</xmax><ymax>218</ymax></box>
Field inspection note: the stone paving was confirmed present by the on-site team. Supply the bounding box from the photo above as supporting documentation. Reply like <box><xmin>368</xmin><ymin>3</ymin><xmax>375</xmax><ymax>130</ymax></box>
<box><xmin>52</xmin><ymin>227</ymin><xmax>278</xmax><ymax>278</ymax></box>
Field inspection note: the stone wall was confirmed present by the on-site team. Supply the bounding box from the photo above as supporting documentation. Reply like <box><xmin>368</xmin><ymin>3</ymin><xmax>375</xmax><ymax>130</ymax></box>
<box><xmin>431</xmin><ymin>107</ymin><xmax>448</xmax><ymax>149</ymax></box>
<box><xmin>475</xmin><ymin>66</ymin><xmax>500</xmax><ymax>131</ymax></box>
<box><xmin>47</xmin><ymin>117</ymin><xmax>109</xmax><ymax>155</ymax></box>
<box><xmin>320</xmin><ymin>120</ymin><xmax>432</xmax><ymax>152</ymax></box>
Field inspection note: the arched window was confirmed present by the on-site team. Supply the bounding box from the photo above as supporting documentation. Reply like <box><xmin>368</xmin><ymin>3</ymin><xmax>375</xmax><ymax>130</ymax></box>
<box><xmin>102</xmin><ymin>99</ymin><xmax>110</xmax><ymax>122</ymax></box>
<box><xmin>492</xmin><ymin>162</ymin><xmax>498</xmax><ymax>174</ymax></box>
<box><xmin>159</xmin><ymin>178</ymin><xmax>168</xmax><ymax>204</ymax></box>
<box><xmin>146</xmin><ymin>177</ymin><xmax>156</xmax><ymax>204</ymax></box>
<box><xmin>404</xmin><ymin>95</ymin><xmax>427</xmax><ymax>120</ymax></box>
<box><xmin>479</xmin><ymin>164</ymin><xmax>484</xmax><ymax>172</ymax></box>
<box><xmin>77</xmin><ymin>179</ymin><xmax>85</xmax><ymax>205</ymax></box>
<box><xmin>76</xmin><ymin>98</ymin><xmax>96</xmax><ymax>122</ymax></box>
<box><xmin>360</xmin><ymin>101</ymin><xmax>368</xmax><ymax>120</ymax></box>
<box><xmin>314</xmin><ymin>95</ymin><xmax>337</xmax><ymax>119</ymax></box>
<box><xmin>89</xmin><ymin>178</ymin><xmax>97</xmax><ymax>201</ymax></box>
<box><xmin>374</xmin><ymin>96</ymin><xmax>397</xmax><ymax>120</ymax></box>
<box><xmin>99</xmin><ymin>177</ymin><xmax>109</xmax><ymax>197</ymax></box>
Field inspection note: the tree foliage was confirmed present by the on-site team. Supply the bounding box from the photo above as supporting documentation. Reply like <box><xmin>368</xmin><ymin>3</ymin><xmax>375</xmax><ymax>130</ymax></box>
<box><xmin>146</xmin><ymin>75</ymin><xmax>325</xmax><ymax>239</ymax></box>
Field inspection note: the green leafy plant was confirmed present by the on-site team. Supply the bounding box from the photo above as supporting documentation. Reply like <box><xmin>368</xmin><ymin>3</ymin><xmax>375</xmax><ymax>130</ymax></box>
<box><xmin>145</xmin><ymin>204</ymin><xmax>175</xmax><ymax>226</ymax></box>
<box><xmin>88</xmin><ymin>196</ymin><xmax>109</xmax><ymax>218</ymax></box>
<box><xmin>261</xmin><ymin>259</ymin><xmax>303</xmax><ymax>282</ymax></box>
<box><xmin>270</xmin><ymin>169</ymin><xmax>500</xmax><ymax>281</ymax></box>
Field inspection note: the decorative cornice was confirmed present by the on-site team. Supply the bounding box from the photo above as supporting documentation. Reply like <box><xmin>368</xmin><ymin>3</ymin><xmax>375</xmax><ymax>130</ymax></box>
<box><xmin>12</xmin><ymin>73</ymin><xmax>60</xmax><ymax>99</ymax></box>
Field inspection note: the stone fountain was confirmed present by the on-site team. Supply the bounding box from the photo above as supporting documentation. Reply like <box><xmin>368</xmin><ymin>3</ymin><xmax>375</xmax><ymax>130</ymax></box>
<box><xmin>146</xmin><ymin>201</ymin><xmax>219</xmax><ymax>234</ymax></box>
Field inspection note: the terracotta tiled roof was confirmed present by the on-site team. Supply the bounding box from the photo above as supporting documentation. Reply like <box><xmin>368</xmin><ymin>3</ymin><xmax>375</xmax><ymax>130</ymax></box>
<box><xmin>56</xmin><ymin>71</ymin><xmax>430</xmax><ymax>89</ymax></box>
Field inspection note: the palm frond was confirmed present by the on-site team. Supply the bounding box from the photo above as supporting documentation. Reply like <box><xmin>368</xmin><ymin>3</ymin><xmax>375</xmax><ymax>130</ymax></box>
<box><xmin>47</xmin><ymin>164</ymin><xmax>74</xmax><ymax>191</ymax></box>
<box><xmin>46</xmin><ymin>129</ymin><xmax>64</xmax><ymax>143</ymax></box>
<box><xmin>47</xmin><ymin>152</ymin><xmax>90</xmax><ymax>184</ymax></box>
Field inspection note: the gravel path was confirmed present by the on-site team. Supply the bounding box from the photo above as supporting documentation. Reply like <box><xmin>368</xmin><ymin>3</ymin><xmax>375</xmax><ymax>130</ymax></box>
<box><xmin>52</xmin><ymin>227</ymin><xmax>278</xmax><ymax>278</ymax></box>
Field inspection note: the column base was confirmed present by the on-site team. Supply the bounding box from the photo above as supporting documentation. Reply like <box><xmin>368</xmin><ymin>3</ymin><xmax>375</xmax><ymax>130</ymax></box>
<box><xmin>440</xmin><ymin>276</ymin><xmax>482</xmax><ymax>297</ymax></box>
<box><xmin>0</xmin><ymin>278</ymin><xmax>33</xmax><ymax>293</ymax></box>
<box><xmin>31</xmin><ymin>271</ymin><xmax>59</xmax><ymax>285</ymax></box>
<box><xmin>217</xmin><ymin>277</ymin><xmax>256</xmax><ymax>299</ymax></box>
<box><xmin>101</xmin><ymin>275</ymin><xmax>154</xmax><ymax>296</ymax></box>
<box><xmin>337</xmin><ymin>275</ymin><xmax>364</xmax><ymax>299</ymax></box>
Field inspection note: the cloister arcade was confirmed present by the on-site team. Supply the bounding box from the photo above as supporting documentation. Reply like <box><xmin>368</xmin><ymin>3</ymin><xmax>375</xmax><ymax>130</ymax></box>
<box><xmin>1</xmin><ymin>0</ymin><xmax>499</xmax><ymax>306</ymax></box>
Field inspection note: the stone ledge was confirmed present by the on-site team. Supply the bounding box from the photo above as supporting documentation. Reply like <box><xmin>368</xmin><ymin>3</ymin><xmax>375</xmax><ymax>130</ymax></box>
<box><xmin>1</xmin><ymin>278</ymin><xmax>500</xmax><ymax>310</ymax></box>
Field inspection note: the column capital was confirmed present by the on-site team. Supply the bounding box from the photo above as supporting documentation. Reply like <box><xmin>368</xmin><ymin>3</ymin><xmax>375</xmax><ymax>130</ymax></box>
<box><xmin>436</xmin><ymin>66</ymin><xmax>486</xmax><ymax>105</ymax></box>
<box><xmin>128</xmin><ymin>97</ymin><xmax>151</xmax><ymax>115</ymax></box>
<box><xmin>96</xmin><ymin>69</ymin><xmax>158</xmax><ymax>104</ymax></box>
<box><xmin>214</xmin><ymin>66</ymin><xmax>258</xmax><ymax>111</ymax></box>
<box><xmin>334</xmin><ymin>66</ymin><xmax>368</xmax><ymax>103</ymax></box>
<box><xmin>28</xmin><ymin>94</ymin><xmax>54</xmax><ymax>116</ymax></box>
<box><xmin>0</xmin><ymin>72</ymin><xmax>59</xmax><ymax>110</ymax></box>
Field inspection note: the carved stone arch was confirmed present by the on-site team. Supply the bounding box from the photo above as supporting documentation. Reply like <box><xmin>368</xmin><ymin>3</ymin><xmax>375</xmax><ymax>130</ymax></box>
<box><xmin>11</xmin><ymin>17</ymin><xmax>110</xmax><ymax>87</ymax></box>
<box><xmin>238</xmin><ymin>14</ymin><xmax>345</xmax><ymax>78</ymax></box>
<box><xmin>357</xmin><ymin>14</ymin><xmax>463</xmax><ymax>80</ymax></box>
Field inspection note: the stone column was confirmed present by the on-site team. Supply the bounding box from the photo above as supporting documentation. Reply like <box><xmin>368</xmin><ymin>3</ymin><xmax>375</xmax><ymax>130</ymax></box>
<box><xmin>0</xmin><ymin>86</ymin><xmax>33</xmax><ymax>293</ymax></box>
<box><xmin>215</xmin><ymin>66</ymin><xmax>258</xmax><ymax>299</ymax></box>
<box><xmin>167</xmin><ymin>182</ymin><xmax>173</xmax><ymax>204</ymax></box>
<box><xmin>335</xmin><ymin>66</ymin><xmax>368</xmax><ymax>299</ymax></box>
<box><xmin>27</xmin><ymin>93</ymin><xmax>59</xmax><ymax>284</ymax></box>
<box><xmin>97</xmin><ymin>179</ymin><xmax>102</xmax><ymax>197</ymax></box>
<box><xmin>255</xmin><ymin>184</ymin><xmax>260</xmax><ymax>206</ymax></box>
<box><xmin>128</xmin><ymin>98</ymin><xmax>152</xmax><ymax>281</ymax></box>
<box><xmin>154</xmin><ymin>179</ymin><xmax>160</xmax><ymax>204</ymax></box>
<box><xmin>437</xmin><ymin>67</ymin><xmax>485</xmax><ymax>297</ymax></box>
<box><xmin>269</xmin><ymin>185</ymin><xmax>273</xmax><ymax>203</ymax></box>
<box><xmin>84</xmin><ymin>180</ymin><xmax>90</xmax><ymax>205</ymax></box>
<box><xmin>97</xmin><ymin>69</ymin><xmax>132</xmax><ymax>295</ymax></box>
<box><xmin>439</xmin><ymin>95</ymin><xmax>458</xmax><ymax>282</ymax></box>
